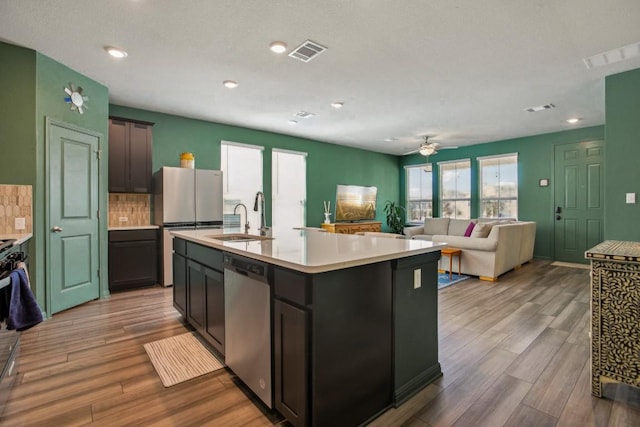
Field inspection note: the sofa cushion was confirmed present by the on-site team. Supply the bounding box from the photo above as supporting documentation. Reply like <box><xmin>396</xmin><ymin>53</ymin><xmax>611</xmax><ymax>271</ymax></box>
<box><xmin>424</xmin><ymin>218</ymin><xmax>450</xmax><ymax>235</ymax></box>
<box><xmin>448</xmin><ymin>219</ymin><xmax>472</xmax><ymax>236</ymax></box>
<box><xmin>464</xmin><ymin>222</ymin><xmax>475</xmax><ymax>237</ymax></box>
<box><xmin>470</xmin><ymin>222</ymin><xmax>492</xmax><ymax>238</ymax></box>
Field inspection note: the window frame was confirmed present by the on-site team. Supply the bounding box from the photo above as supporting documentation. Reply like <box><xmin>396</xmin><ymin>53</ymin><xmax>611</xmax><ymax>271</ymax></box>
<box><xmin>478</xmin><ymin>153</ymin><xmax>518</xmax><ymax>219</ymax></box>
<box><xmin>404</xmin><ymin>163</ymin><xmax>433</xmax><ymax>225</ymax></box>
<box><xmin>438</xmin><ymin>159</ymin><xmax>471</xmax><ymax>219</ymax></box>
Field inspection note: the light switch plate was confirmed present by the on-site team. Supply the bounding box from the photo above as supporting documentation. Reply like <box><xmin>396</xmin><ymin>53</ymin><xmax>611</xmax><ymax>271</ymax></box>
<box><xmin>413</xmin><ymin>269</ymin><xmax>421</xmax><ymax>289</ymax></box>
<box><xmin>626</xmin><ymin>193</ymin><xmax>636</xmax><ymax>204</ymax></box>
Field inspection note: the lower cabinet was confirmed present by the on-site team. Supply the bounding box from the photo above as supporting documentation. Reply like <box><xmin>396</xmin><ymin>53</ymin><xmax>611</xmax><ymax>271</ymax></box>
<box><xmin>172</xmin><ymin>252</ymin><xmax>187</xmax><ymax>317</ymax></box>
<box><xmin>274</xmin><ymin>299</ymin><xmax>308</xmax><ymax>427</ymax></box>
<box><xmin>108</xmin><ymin>229</ymin><xmax>158</xmax><ymax>292</ymax></box>
<box><xmin>186</xmin><ymin>260</ymin><xmax>206</xmax><ymax>331</ymax></box>
<box><xmin>204</xmin><ymin>267</ymin><xmax>225</xmax><ymax>354</ymax></box>
<box><xmin>173</xmin><ymin>239</ymin><xmax>225</xmax><ymax>356</ymax></box>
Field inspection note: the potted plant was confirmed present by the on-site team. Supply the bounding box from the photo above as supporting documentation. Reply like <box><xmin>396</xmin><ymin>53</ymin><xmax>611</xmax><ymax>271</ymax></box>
<box><xmin>383</xmin><ymin>200</ymin><xmax>406</xmax><ymax>235</ymax></box>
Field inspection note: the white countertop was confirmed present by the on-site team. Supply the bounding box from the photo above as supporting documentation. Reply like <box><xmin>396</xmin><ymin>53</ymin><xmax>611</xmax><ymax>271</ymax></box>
<box><xmin>0</xmin><ymin>233</ymin><xmax>33</xmax><ymax>246</ymax></box>
<box><xmin>171</xmin><ymin>228</ymin><xmax>446</xmax><ymax>273</ymax></box>
<box><xmin>108</xmin><ymin>225</ymin><xmax>160</xmax><ymax>231</ymax></box>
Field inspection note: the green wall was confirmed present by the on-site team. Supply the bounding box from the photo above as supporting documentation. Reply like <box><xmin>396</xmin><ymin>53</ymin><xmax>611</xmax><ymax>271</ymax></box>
<box><xmin>400</xmin><ymin>126</ymin><xmax>605</xmax><ymax>259</ymax></box>
<box><xmin>605</xmin><ymin>68</ymin><xmax>640</xmax><ymax>240</ymax></box>
<box><xmin>0</xmin><ymin>41</ymin><xmax>109</xmax><ymax>314</ymax></box>
<box><xmin>109</xmin><ymin>105</ymin><xmax>401</xmax><ymax>228</ymax></box>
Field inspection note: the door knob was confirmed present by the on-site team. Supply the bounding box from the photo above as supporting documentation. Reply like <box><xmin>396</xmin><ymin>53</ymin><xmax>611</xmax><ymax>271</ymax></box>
<box><xmin>52</xmin><ymin>226</ymin><xmax>63</xmax><ymax>232</ymax></box>
<box><xmin>556</xmin><ymin>215</ymin><xmax>562</xmax><ymax>221</ymax></box>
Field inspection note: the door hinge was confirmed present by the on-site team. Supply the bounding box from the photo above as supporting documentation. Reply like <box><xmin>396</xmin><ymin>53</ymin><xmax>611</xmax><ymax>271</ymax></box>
<box><xmin>97</xmin><ymin>210</ymin><xmax>101</xmax><ymax>219</ymax></box>
<box><xmin>96</xmin><ymin>150</ymin><xmax>102</xmax><ymax>160</ymax></box>
<box><xmin>97</xmin><ymin>269</ymin><xmax>100</xmax><ymax>278</ymax></box>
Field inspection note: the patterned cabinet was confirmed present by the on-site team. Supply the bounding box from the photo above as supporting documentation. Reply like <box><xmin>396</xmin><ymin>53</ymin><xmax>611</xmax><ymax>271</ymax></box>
<box><xmin>320</xmin><ymin>221</ymin><xmax>382</xmax><ymax>234</ymax></box>
<box><xmin>586</xmin><ymin>240</ymin><xmax>640</xmax><ymax>397</ymax></box>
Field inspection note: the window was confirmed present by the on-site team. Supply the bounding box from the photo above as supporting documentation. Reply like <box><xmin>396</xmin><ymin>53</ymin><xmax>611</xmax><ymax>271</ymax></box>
<box><xmin>439</xmin><ymin>159</ymin><xmax>471</xmax><ymax>219</ymax></box>
<box><xmin>479</xmin><ymin>153</ymin><xmax>518</xmax><ymax>218</ymax></box>
<box><xmin>272</xmin><ymin>149</ymin><xmax>307</xmax><ymax>234</ymax></box>
<box><xmin>405</xmin><ymin>164</ymin><xmax>433</xmax><ymax>223</ymax></box>
<box><xmin>220</xmin><ymin>141</ymin><xmax>263</xmax><ymax>228</ymax></box>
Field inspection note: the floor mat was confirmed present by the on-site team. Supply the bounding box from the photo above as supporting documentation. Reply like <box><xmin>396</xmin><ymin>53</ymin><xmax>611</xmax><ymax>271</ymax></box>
<box><xmin>438</xmin><ymin>272</ymin><xmax>471</xmax><ymax>289</ymax></box>
<box><xmin>144</xmin><ymin>332</ymin><xmax>224</xmax><ymax>387</ymax></box>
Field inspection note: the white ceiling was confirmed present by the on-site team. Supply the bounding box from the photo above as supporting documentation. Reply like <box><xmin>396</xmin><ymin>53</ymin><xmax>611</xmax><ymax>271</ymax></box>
<box><xmin>1</xmin><ymin>0</ymin><xmax>640</xmax><ymax>155</ymax></box>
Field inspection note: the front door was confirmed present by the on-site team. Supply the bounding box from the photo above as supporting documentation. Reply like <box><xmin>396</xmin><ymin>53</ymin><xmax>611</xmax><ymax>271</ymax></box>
<box><xmin>48</xmin><ymin>121</ymin><xmax>101</xmax><ymax>314</ymax></box>
<box><xmin>553</xmin><ymin>140</ymin><xmax>604</xmax><ymax>263</ymax></box>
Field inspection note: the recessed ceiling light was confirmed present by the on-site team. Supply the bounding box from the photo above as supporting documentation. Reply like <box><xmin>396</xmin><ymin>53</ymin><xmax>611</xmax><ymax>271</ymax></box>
<box><xmin>288</xmin><ymin>120</ymin><xmax>298</xmax><ymax>125</ymax></box>
<box><xmin>384</xmin><ymin>138</ymin><xmax>398</xmax><ymax>142</ymax></box>
<box><xmin>331</xmin><ymin>102</ymin><xmax>344</xmax><ymax>109</ymax></box>
<box><xmin>566</xmin><ymin>117</ymin><xmax>582</xmax><ymax>124</ymax></box>
<box><xmin>223</xmin><ymin>80</ymin><xmax>238</xmax><ymax>89</ymax></box>
<box><xmin>269</xmin><ymin>41</ymin><xmax>287</xmax><ymax>54</ymax></box>
<box><xmin>105</xmin><ymin>46</ymin><xmax>128</xmax><ymax>58</ymax></box>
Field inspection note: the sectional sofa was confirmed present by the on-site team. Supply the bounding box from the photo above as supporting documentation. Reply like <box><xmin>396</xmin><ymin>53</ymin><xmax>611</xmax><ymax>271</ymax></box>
<box><xmin>404</xmin><ymin>218</ymin><xmax>536</xmax><ymax>281</ymax></box>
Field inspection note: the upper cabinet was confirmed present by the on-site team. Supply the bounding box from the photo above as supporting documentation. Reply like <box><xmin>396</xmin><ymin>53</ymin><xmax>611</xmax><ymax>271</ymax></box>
<box><xmin>109</xmin><ymin>117</ymin><xmax>154</xmax><ymax>193</ymax></box>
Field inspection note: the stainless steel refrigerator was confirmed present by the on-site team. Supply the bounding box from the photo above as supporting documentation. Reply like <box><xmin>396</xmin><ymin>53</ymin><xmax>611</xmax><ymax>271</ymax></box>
<box><xmin>154</xmin><ymin>166</ymin><xmax>223</xmax><ymax>286</ymax></box>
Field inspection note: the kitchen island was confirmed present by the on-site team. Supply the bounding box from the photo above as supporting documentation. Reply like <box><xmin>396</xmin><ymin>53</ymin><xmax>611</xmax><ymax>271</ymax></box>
<box><xmin>171</xmin><ymin>228</ymin><xmax>445</xmax><ymax>427</ymax></box>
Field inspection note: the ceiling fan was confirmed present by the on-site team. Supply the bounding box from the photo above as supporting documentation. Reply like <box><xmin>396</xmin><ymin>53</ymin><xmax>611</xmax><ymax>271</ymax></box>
<box><xmin>403</xmin><ymin>136</ymin><xmax>457</xmax><ymax>156</ymax></box>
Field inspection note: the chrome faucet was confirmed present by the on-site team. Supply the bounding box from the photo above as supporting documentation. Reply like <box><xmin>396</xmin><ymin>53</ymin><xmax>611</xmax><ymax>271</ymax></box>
<box><xmin>233</xmin><ymin>203</ymin><xmax>250</xmax><ymax>234</ymax></box>
<box><xmin>253</xmin><ymin>191</ymin><xmax>267</xmax><ymax>236</ymax></box>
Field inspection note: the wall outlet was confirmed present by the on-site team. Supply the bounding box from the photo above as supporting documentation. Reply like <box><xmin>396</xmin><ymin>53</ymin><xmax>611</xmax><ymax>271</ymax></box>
<box><xmin>413</xmin><ymin>268</ymin><xmax>422</xmax><ymax>289</ymax></box>
<box><xmin>119</xmin><ymin>216</ymin><xmax>129</xmax><ymax>223</ymax></box>
<box><xmin>14</xmin><ymin>217</ymin><xmax>26</xmax><ymax>230</ymax></box>
<box><xmin>626</xmin><ymin>193</ymin><xmax>636</xmax><ymax>204</ymax></box>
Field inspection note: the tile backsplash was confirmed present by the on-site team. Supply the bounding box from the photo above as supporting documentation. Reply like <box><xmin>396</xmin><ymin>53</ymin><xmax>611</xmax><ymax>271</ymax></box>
<box><xmin>0</xmin><ymin>185</ymin><xmax>33</xmax><ymax>234</ymax></box>
<box><xmin>108</xmin><ymin>193</ymin><xmax>151</xmax><ymax>227</ymax></box>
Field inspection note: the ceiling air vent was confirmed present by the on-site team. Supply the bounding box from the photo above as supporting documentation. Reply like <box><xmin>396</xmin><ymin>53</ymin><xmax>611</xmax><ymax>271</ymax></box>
<box><xmin>524</xmin><ymin>103</ymin><xmax>556</xmax><ymax>113</ymax></box>
<box><xmin>583</xmin><ymin>42</ymin><xmax>640</xmax><ymax>69</ymax></box>
<box><xmin>288</xmin><ymin>40</ymin><xmax>327</xmax><ymax>62</ymax></box>
<box><xmin>294</xmin><ymin>111</ymin><xmax>315</xmax><ymax>119</ymax></box>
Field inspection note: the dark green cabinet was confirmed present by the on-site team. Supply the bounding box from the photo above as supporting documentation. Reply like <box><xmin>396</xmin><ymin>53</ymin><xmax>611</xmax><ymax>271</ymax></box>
<box><xmin>173</xmin><ymin>239</ymin><xmax>225</xmax><ymax>356</ymax></box>
<box><xmin>186</xmin><ymin>259</ymin><xmax>205</xmax><ymax>331</ymax></box>
<box><xmin>274</xmin><ymin>299</ymin><xmax>308</xmax><ymax>427</ymax></box>
<box><xmin>108</xmin><ymin>117</ymin><xmax>153</xmax><ymax>193</ymax></box>
<box><xmin>108</xmin><ymin>229</ymin><xmax>158</xmax><ymax>292</ymax></box>
<box><xmin>204</xmin><ymin>267</ymin><xmax>224</xmax><ymax>354</ymax></box>
<box><xmin>172</xmin><ymin>252</ymin><xmax>187</xmax><ymax>317</ymax></box>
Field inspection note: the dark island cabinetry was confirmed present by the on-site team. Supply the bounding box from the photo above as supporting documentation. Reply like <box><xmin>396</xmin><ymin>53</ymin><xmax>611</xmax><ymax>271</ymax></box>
<box><xmin>108</xmin><ymin>117</ymin><xmax>153</xmax><ymax>193</ymax></box>
<box><xmin>172</xmin><ymin>235</ymin><xmax>442</xmax><ymax>427</ymax></box>
<box><xmin>173</xmin><ymin>239</ymin><xmax>225</xmax><ymax>356</ymax></box>
<box><xmin>108</xmin><ymin>229</ymin><xmax>158</xmax><ymax>292</ymax></box>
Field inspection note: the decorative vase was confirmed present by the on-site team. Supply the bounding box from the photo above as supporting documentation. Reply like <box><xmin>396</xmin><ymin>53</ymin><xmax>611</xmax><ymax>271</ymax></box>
<box><xmin>324</xmin><ymin>212</ymin><xmax>331</xmax><ymax>224</ymax></box>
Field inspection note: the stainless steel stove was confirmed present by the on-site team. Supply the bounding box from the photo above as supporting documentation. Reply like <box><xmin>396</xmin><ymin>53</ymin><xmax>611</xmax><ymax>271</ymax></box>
<box><xmin>0</xmin><ymin>239</ymin><xmax>15</xmax><ymax>256</ymax></box>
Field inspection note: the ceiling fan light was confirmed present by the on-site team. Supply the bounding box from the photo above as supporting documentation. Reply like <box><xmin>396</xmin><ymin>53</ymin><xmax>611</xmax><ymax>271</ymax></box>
<box><xmin>419</xmin><ymin>145</ymin><xmax>436</xmax><ymax>156</ymax></box>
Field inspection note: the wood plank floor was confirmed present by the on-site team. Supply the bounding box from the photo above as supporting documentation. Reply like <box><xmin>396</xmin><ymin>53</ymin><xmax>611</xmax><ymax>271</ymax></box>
<box><xmin>3</xmin><ymin>259</ymin><xmax>640</xmax><ymax>426</ymax></box>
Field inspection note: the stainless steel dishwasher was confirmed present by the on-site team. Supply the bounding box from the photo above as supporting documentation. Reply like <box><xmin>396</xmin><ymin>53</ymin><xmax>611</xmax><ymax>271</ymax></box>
<box><xmin>223</xmin><ymin>253</ymin><xmax>272</xmax><ymax>408</ymax></box>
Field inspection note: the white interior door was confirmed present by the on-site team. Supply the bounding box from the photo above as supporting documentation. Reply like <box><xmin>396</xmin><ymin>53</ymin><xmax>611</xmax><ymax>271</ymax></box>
<box><xmin>272</xmin><ymin>149</ymin><xmax>306</xmax><ymax>234</ymax></box>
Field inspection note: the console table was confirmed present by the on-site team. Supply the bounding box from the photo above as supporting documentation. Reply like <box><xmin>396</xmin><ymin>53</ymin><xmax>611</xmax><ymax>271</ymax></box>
<box><xmin>585</xmin><ymin>240</ymin><xmax>640</xmax><ymax>397</ymax></box>
<box><xmin>321</xmin><ymin>221</ymin><xmax>382</xmax><ymax>234</ymax></box>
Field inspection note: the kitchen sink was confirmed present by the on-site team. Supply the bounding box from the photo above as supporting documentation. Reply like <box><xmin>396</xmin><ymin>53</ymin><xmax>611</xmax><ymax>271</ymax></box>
<box><xmin>208</xmin><ymin>234</ymin><xmax>273</xmax><ymax>242</ymax></box>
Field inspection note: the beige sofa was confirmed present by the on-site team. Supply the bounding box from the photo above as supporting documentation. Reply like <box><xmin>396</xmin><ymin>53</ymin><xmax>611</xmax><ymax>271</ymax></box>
<box><xmin>404</xmin><ymin>218</ymin><xmax>536</xmax><ymax>281</ymax></box>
